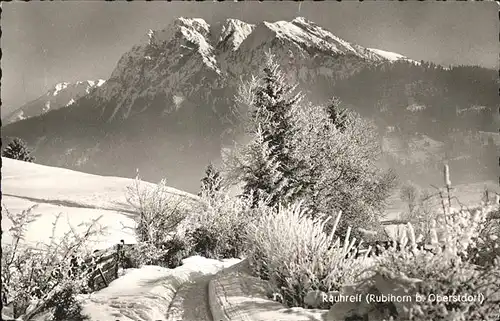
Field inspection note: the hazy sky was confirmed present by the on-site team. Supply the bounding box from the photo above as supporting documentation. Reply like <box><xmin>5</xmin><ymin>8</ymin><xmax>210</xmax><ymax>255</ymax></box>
<box><xmin>1</xmin><ymin>1</ymin><xmax>497</xmax><ymax>114</ymax></box>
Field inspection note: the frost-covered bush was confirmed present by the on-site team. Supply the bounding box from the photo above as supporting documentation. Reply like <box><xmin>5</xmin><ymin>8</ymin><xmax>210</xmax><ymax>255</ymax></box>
<box><xmin>127</xmin><ymin>235</ymin><xmax>192</xmax><ymax>269</ymax></box>
<box><xmin>466</xmin><ymin>195</ymin><xmax>500</xmax><ymax>268</ymax></box>
<box><xmin>399</xmin><ymin>181</ymin><xmax>421</xmax><ymax>218</ymax></box>
<box><xmin>125</xmin><ymin>177</ymin><xmax>194</xmax><ymax>268</ymax></box>
<box><xmin>328</xmin><ymin>187</ymin><xmax>500</xmax><ymax>321</ymax></box>
<box><xmin>401</xmin><ymin>187</ymin><xmax>438</xmax><ymax>242</ymax></box>
<box><xmin>126</xmin><ymin>174</ymin><xmax>252</xmax><ymax>265</ymax></box>
<box><xmin>1</xmin><ymin>205</ymin><xmax>104</xmax><ymax>320</ymax></box>
<box><xmin>245</xmin><ymin>202</ymin><xmax>372</xmax><ymax>308</ymax></box>
<box><xmin>370</xmin><ymin>219</ymin><xmax>500</xmax><ymax>321</ymax></box>
<box><xmin>45</xmin><ymin>286</ymin><xmax>89</xmax><ymax>321</ymax></box>
<box><xmin>187</xmin><ymin>187</ymin><xmax>254</xmax><ymax>259</ymax></box>
<box><xmin>328</xmin><ymin>257</ymin><xmax>500</xmax><ymax>321</ymax></box>
<box><xmin>126</xmin><ymin>177</ymin><xmax>188</xmax><ymax>246</ymax></box>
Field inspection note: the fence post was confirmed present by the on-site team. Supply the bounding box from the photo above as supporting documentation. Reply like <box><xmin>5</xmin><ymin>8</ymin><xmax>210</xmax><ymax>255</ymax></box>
<box><xmin>97</xmin><ymin>267</ymin><xmax>109</xmax><ymax>288</ymax></box>
<box><xmin>115</xmin><ymin>240</ymin><xmax>124</xmax><ymax>279</ymax></box>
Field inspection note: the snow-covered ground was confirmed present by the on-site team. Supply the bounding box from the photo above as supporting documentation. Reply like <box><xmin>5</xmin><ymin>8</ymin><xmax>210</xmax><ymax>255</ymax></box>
<box><xmin>3</xmin><ymin>158</ymin><xmax>496</xmax><ymax>320</ymax></box>
<box><xmin>1</xmin><ymin>157</ymin><xmax>200</xmax><ymax>250</ymax></box>
<box><xmin>78</xmin><ymin>256</ymin><xmax>241</xmax><ymax>321</ymax></box>
<box><xmin>2</xmin><ymin>158</ymin><xmax>236</xmax><ymax>320</ymax></box>
<box><xmin>0</xmin><ymin>158</ymin><xmax>331</xmax><ymax>321</ymax></box>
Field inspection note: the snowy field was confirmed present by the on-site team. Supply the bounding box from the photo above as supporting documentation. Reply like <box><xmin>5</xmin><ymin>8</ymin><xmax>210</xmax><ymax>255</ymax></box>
<box><xmin>1</xmin><ymin>157</ymin><xmax>200</xmax><ymax>250</ymax></box>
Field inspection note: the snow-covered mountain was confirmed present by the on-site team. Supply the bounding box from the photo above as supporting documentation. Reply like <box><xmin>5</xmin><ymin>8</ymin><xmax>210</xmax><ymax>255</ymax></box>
<box><xmin>8</xmin><ymin>17</ymin><xmax>411</xmax><ymax>125</ymax></box>
<box><xmin>4</xmin><ymin>16</ymin><xmax>494</xmax><ymax>193</ymax></box>
<box><xmin>90</xmin><ymin>16</ymin><xmax>405</xmax><ymax>122</ymax></box>
<box><xmin>3</xmin><ymin>79</ymin><xmax>106</xmax><ymax>124</ymax></box>
<box><xmin>367</xmin><ymin>48</ymin><xmax>420</xmax><ymax>65</ymax></box>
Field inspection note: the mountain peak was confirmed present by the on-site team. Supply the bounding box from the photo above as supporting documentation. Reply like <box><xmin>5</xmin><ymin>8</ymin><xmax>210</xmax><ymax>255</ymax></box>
<box><xmin>4</xmin><ymin>79</ymin><xmax>106</xmax><ymax>124</ymax></box>
<box><xmin>146</xmin><ymin>17</ymin><xmax>211</xmax><ymax>47</ymax></box>
<box><xmin>291</xmin><ymin>16</ymin><xmax>309</xmax><ymax>24</ymax></box>
<box><xmin>53</xmin><ymin>82</ymin><xmax>70</xmax><ymax>95</ymax></box>
<box><xmin>217</xmin><ymin>18</ymin><xmax>255</xmax><ymax>51</ymax></box>
<box><xmin>175</xmin><ymin>17</ymin><xmax>210</xmax><ymax>34</ymax></box>
<box><xmin>256</xmin><ymin>18</ymin><xmax>366</xmax><ymax>56</ymax></box>
<box><xmin>75</xmin><ymin>79</ymin><xmax>106</xmax><ymax>87</ymax></box>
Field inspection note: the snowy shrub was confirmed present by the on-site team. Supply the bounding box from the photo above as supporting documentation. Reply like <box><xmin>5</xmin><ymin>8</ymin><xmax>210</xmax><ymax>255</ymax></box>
<box><xmin>466</xmin><ymin>195</ymin><xmax>500</xmax><ymax>268</ymax></box>
<box><xmin>400</xmin><ymin>187</ymin><xmax>438</xmax><ymax>242</ymax></box>
<box><xmin>329</xmin><ymin>172</ymin><xmax>500</xmax><ymax>321</ymax></box>
<box><xmin>1</xmin><ymin>205</ymin><xmax>104</xmax><ymax>320</ymax></box>
<box><xmin>329</xmin><ymin>257</ymin><xmax>500</xmax><ymax>321</ymax></box>
<box><xmin>404</xmin><ymin>167</ymin><xmax>499</xmax><ymax>259</ymax></box>
<box><xmin>126</xmin><ymin>177</ymin><xmax>188</xmax><ymax>246</ymax></box>
<box><xmin>188</xmin><ymin>187</ymin><xmax>253</xmax><ymax>260</ymax></box>
<box><xmin>399</xmin><ymin>181</ymin><xmax>421</xmax><ymax>218</ymax></box>
<box><xmin>366</xmin><ymin>219</ymin><xmax>500</xmax><ymax>321</ymax></box>
<box><xmin>245</xmin><ymin>202</ymin><xmax>372</xmax><ymax>308</ymax></box>
<box><xmin>127</xmin><ymin>235</ymin><xmax>192</xmax><ymax>268</ymax></box>
<box><xmin>44</xmin><ymin>286</ymin><xmax>89</xmax><ymax>321</ymax></box>
<box><xmin>125</xmin><ymin>177</ymin><xmax>194</xmax><ymax>268</ymax></box>
<box><xmin>2</xmin><ymin>137</ymin><xmax>35</xmax><ymax>162</ymax></box>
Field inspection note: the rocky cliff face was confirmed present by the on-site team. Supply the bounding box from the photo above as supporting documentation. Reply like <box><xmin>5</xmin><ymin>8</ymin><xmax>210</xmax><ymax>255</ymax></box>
<box><xmin>84</xmin><ymin>16</ymin><xmax>397</xmax><ymax>123</ymax></box>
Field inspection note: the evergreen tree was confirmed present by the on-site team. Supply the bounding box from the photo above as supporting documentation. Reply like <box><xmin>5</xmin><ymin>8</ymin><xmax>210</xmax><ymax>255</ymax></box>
<box><xmin>325</xmin><ymin>97</ymin><xmax>351</xmax><ymax>132</ymax></box>
<box><xmin>239</xmin><ymin>53</ymin><xmax>304</xmax><ymax>208</ymax></box>
<box><xmin>199</xmin><ymin>163</ymin><xmax>222</xmax><ymax>198</ymax></box>
<box><xmin>238</xmin><ymin>127</ymin><xmax>288</xmax><ymax>208</ymax></box>
<box><xmin>2</xmin><ymin>138</ymin><xmax>35</xmax><ymax>162</ymax></box>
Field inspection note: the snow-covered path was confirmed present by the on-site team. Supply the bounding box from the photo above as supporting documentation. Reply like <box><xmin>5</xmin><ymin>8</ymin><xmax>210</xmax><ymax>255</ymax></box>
<box><xmin>80</xmin><ymin>256</ymin><xmax>241</xmax><ymax>321</ymax></box>
<box><xmin>165</xmin><ymin>273</ymin><xmax>214</xmax><ymax>321</ymax></box>
<box><xmin>80</xmin><ymin>257</ymin><xmax>328</xmax><ymax>321</ymax></box>
<box><xmin>208</xmin><ymin>260</ymin><xmax>328</xmax><ymax>321</ymax></box>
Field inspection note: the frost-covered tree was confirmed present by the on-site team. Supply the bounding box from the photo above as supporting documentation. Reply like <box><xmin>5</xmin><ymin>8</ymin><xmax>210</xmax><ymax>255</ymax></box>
<box><xmin>292</xmin><ymin>98</ymin><xmax>397</xmax><ymax>237</ymax></box>
<box><xmin>199</xmin><ymin>163</ymin><xmax>222</xmax><ymax>198</ymax></box>
<box><xmin>2</xmin><ymin>138</ymin><xmax>35</xmax><ymax>162</ymax></box>
<box><xmin>230</xmin><ymin>53</ymin><xmax>305</xmax><ymax>207</ymax></box>
<box><xmin>399</xmin><ymin>181</ymin><xmax>421</xmax><ymax>216</ymax></box>
<box><xmin>325</xmin><ymin>97</ymin><xmax>351</xmax><ymax>133</ymax></box>
<box><xmin>240</xmin><ymin>127</ymin><xmax>288</xmax><ymax>208</ymax></box>
<box><xmin>227</xmin><ymin>54</ymin><xmax>396</xmax><ymax>235</ymax></box>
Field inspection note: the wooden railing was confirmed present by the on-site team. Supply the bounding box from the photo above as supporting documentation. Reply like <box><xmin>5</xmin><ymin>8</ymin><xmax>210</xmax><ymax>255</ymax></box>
<box><xmin>81</xmin><ymin>241</ymin><xmax>136</xmax><ymax>292</ymax></box>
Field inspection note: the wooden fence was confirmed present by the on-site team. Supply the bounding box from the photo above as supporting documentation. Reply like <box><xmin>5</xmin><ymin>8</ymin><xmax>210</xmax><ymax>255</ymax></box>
<box><xmin>81</xmin><ymin>241</ymin><xmax>136</xmax><ymax>292</ymax></box>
